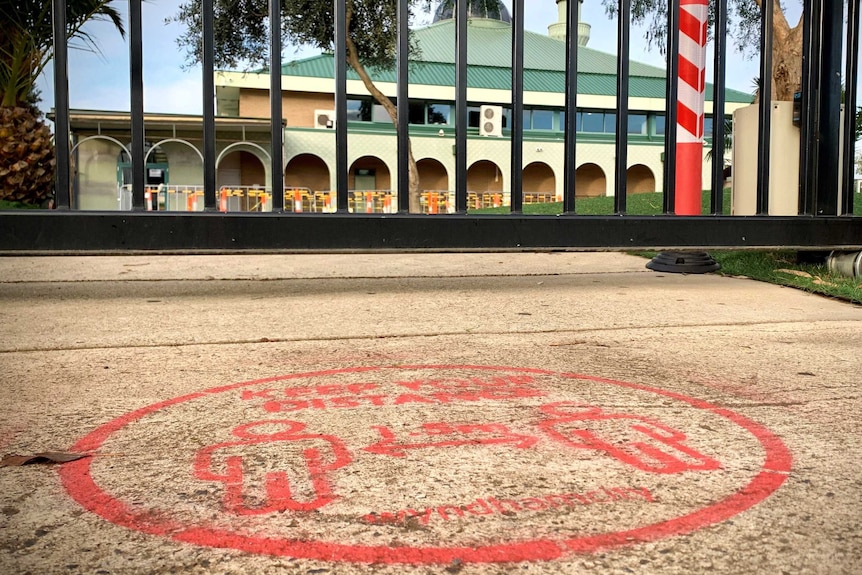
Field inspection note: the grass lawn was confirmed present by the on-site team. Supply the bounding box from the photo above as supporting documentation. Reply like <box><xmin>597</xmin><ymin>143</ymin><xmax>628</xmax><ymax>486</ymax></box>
<box><xmin>703</xmin><ymin>250</ymin><xmax>862</xmax><ymax>304</ymax></box>
<box><xmin>468</xmin><ymin>189</ymin><xmax>862</xmax><ymax>217</ymax></box>
<box><xmin>469</xmin><ymin>190</ymin><xmax>862</xmax><ymax>305</ymax></box>
<box><xmin>0</xmin><ymin>200</ymin><xmax>43</xmax><ymax>210</ymax></box>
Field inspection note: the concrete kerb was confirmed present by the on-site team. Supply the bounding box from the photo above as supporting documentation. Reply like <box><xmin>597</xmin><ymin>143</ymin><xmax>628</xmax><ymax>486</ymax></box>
<box><xmin>0</xmin><ymin>252</ymin><xmax>859</xmax><ymax>574</ymax></box>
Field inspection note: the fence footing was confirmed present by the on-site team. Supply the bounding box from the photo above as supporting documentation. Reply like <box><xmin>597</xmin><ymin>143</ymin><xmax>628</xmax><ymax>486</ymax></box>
<box><xmin>646</xmin><ymin>251</ymin><xmax>721</xmax><ymax>274</ymax></box>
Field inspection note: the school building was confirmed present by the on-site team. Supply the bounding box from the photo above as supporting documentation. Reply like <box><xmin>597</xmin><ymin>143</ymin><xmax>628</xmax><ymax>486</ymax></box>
<box><xmin>65</xmin><ymin>0</ymin><xmax>752</xmax><ymax>212</ymax></box>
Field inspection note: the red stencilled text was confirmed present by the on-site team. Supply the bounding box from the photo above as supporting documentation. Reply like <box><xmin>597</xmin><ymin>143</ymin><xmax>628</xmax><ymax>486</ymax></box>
<box><xmin>362</xmin><ymin>486</ymin><xmax>655</xmax><ymax>525</ymax></box>
<box><xmin>241</xmin><ymin>375</ymin><xmax>546</xmax><ymax>413</ymax></box>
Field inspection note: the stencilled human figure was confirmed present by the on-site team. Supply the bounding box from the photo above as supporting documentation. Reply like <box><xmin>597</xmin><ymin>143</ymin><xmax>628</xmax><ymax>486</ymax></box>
<box><xmin>537</xmin><ymin>401</ymin><xmax>721</xmax><ymax>474</ymax></box>
<box><xmin>194</xmin><ymin>420</ymin><xmax>351</xmax><ymax>515</ymax></box>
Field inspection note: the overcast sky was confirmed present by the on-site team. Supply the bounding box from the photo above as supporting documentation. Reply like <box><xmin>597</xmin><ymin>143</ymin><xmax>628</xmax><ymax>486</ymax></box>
<box><xmin>34</xmin><ymin>0</ymin><xmax>834</xmax><ymax>118</ymax></box>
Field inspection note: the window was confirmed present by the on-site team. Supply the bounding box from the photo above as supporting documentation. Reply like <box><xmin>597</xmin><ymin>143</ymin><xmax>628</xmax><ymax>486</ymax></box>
<box><xmin>703</xmin><ymin>116</ymin><xmax>714</xmax><ymax>139</ymax></box>
<box><xmin>581</xmin><ymin>112</ymin><xmax>604</xmax><ymax>132</ymax></box>
<box><xmin>500</xmin><ymin>107</ymin><xmax>511</xmax><ymax>129</ymax></box>
<box><xmin>603</xmin><ymin>113</ymin><xmax>616</xmax><ymax>133</ymax></box>
<box><xmin>372</xmin><ymin>103</ymin><xmax>391</xmax><ymax>123</ymax></box>
<box><xmin>408</xmin><ymin>101</ymin><xmax>426</xmax><ymax>125</ymax></box>
<box><xmin>346</xmin><ymin>99</ymin><xmax>370</xmax><ymax>122</ymax></box>
<box><xmin>468</xmin><ymin>106</ymin><xmax>481</xmax><ymax>128</ymax></box>
<box><xmin>522</xmin><ymin>108</ymin><xmax>555</xmax><ymax>130</ymax></box>
<box><xmin>653</xmin><ymin>114</ymin><xmax>666</xmax><ymax>135</ymax></box>
<box><xmin>628</xmin><ymin>114</ymin><xmax>647</xmax><ymax>135</ymax></box>
<box><xmin>427</xmin><ymin>103</ymin><xmax>450</xmax><ymax>125</ymax></box>
<box><xmin>531</xmin><ymin>109</ymin><xmax>554</xmax><ymax>130</ymax></box>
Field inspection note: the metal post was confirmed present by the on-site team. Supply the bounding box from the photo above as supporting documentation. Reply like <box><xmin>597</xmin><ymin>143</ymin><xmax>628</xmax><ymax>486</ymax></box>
<box><xmin>755</xmin><ymin>0</ymin><xmax>773</xmax><ymax>215</ymax></box>
<box><xmin>51</xmin><ymin>0</ymin><xmax>71</xmax><ymax>209</ymax></box>
<box><xmin>454</xmin><ymin>0</ymin><xmax>468</xmax><ymax>212</ymax></box>
<box><xmin>562</xmin><ymin>0</ymin><xmax>580</xmax><ymax>213</ymax></box>
<box><xmin>614</xmin><ymin>0</ymin><xmax>631</xmax><ymax>215</ymax></box>
<box><xmin>675</xmin><ymin>0</ymin><xmax>709</xmax><ymax>216</ymax></box>
<box><xmin>129</xmin><ymin>0</ymin><xmax>145</xmax><ymax>211</ymax></box>
<box><xmin>510</xmin><ymin>0</ymin><xmax>525</xmax><ymax>214</ymax></box>
<box><xmin>269</xmin><ymin>0</ymin><xmax>284</xmax><ymax>212</ymax></box>
<box><xmin>662</xmin><ymin>0</ymin><xmax>681</xmax><ymax>213</ymax></box>
<box><xmin>396</xmin><ymin>0</ymin><xmax>410</xmax><ymax>213</ymax></box>
<box><xmin>202</xmin><ymin>0</ymin><xmax>217</xmax><ymax>211</ymax></box>
<box><xmin>814</xmin><ymin>0</ymin><xmax>842</xmax><ymax>215</ymax></box>
<box><xmin>798</xmin><ymin>0</ymin><xmax>820</xmax><ymax>215</ymax></box>
<box><xmin>334</xmin><ymin>0</ymin><xmax>349</xmax><ymax>212</ymax></box>
<box><xmin>648</xmin><ymin>0</ymin><xmax>718</xmax><ymax>273</ymax></box>
<box><xmin>841</xmin><ymin>0</ymin><xmax>859</xmax><ymax>215</ymax></box>
<box><xmin>709</xmin><ymin>0</ymin><xmax>728</xmax><ymax>214</ymax></box>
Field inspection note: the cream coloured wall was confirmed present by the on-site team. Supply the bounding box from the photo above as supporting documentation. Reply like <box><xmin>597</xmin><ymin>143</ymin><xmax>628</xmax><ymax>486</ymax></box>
<box><xmin>283</xmin><ymin>128</ymin><xmax>688</xmax><ymax>200</ymax></box>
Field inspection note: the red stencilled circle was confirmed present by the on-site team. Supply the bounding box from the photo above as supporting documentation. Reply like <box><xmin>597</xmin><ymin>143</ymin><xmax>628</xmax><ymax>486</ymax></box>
<box><xmin>60</xmin><ymin>365</ymin><xmax>792</xmax><ymax>564</ymax></box>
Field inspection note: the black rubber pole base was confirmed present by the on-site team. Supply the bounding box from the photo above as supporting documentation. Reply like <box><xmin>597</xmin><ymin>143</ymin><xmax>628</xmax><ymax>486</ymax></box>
<box><xmin>646</xmin><ymin>251</ymin><xmax>721</xmax><ymax>274</ymax></box>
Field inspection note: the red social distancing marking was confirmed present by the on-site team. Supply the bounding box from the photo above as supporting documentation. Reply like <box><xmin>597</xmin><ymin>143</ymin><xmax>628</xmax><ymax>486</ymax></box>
<box><xmin>194</xmin><ymin>420</ymin><xmax>351</xmax><ymax>514</ymax></box>
<box><xmin>60</xmin><ymin>365</ymin><xmax>792</xmax><ymax>564</ymax></box>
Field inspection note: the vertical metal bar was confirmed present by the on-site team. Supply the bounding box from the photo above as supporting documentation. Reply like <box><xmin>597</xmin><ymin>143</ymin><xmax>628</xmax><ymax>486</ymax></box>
<box><xmin>202</xmin><ymin>0</ymin><xmax>217</xmax><ymax>211</ymax></box>
<box><xmin>51</xmin><ymin>0</ymin><xmax>71</xmax><ymax>209</ymax></box>
<box><xmin>396</xmin><ymin>0</ymin><xmax>410</xmax><ymax>213</ymax></box>
<box><xmin>841</xmin><ymin>0</ymin><xmax>859</xmax><ymax>215</ymax></box>
<box><xmin>709</xmin><ymin>0</ymin><xmax>728</xmax><ymax>215</ymax></box>
<box><xmin>454</xmin><ymin>0</ymin><xmax>468</xmax><ymax>211</ymax></box>
<box><xmin>334</xmin><ymin>0</ymin><xmax>349</xmax><ymax>212</ymax></box>
<box><xmin>815</xmin><ymin>0</ymin><xmax>842</xmax><ymax>215</ymax></box>
<box><xmin>269</xmin><ymin>0</ymin><xmax>284</xmax><ymax>212</ymax></box>
<box><xmin>755</xmin><ymin>0</ymin><xmax>773</xmax><ymax>215</ymax></box>
<box><xmin>563</xmin><ymin>0</ymin><xmax>580</xmax><ymax>214</ymax></box>
<box><xmin>799</xmin><ymin>0</ymin><xmax>820</xmax><ymax>215</ymax></box>
<box><xmin>129</xmin><ymin>0</ymin><xmax>145</xmax><ymax>211</ymax></box>
<box><xmin>614</xmin><ymin>0</ymin><xmax>630</xmax><ymax>214</ymax></box>
<box><xmin>562</xmin><ymin>0</ymin><xmax>579</xmax><ymax>214</ymax></box>
<box><xmin>663</xmin><ymin>0</ymin><xmax>681</xmax><ymax>213</ymax></box>
<box><xmin>510</xmin><ymin>0</ymin><xmax>525</xmax><ymax>214</ymax></box>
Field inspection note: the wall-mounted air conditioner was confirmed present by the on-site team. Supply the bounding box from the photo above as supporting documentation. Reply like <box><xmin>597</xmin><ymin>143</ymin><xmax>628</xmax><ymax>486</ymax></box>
<box><xmin>314</xmin><ymin>110</ymin><xmax>336</xmax><ymax>129</ymax></box>
<box><xmin>479</xmin><ymin>105</ymin><xmax>503</xmax><ymax>137</ymax></box>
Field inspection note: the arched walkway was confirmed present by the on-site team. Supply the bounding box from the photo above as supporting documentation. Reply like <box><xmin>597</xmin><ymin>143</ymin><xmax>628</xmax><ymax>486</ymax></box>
<box><xmin>523</xmin><ymin>161</ymin><xmax>555</xmax><ymax>196</ymax></box>
<box><xmin>217</xmin><ymin>150</ymin><xmax>266</xmax><ymax>189</ymax></box>
<box><xmin>70</xmin><ymin>136</ymin><xmax>128</xmax><ymax>210</ymax></box>
<box><xmin>575</xmin><ymin>163</ymin><xmax>606</xmax><ymax>197</ymax></box>
<box><xmin>286</xmin><ymin>154</ymin><xmax>330</xmax><ymax>191</ymax></box>
<box><xmin>349</xmin><ymin>156</ymin><xmax>391</xmax><ymax>190</ymax></box>
<box><xmin>467</xmin><ymin>160</ymin><xmax>503</xmax><ymax>193</ymax></box>
<box><xmin>417</xmin><ymin>158</ymin><xmax>448</xmax><ymax>191</ymax></box>
<box><xmin>626</xmin><ymin>164</ymin><xmax>656</xmax><ymax>194</ymax></box>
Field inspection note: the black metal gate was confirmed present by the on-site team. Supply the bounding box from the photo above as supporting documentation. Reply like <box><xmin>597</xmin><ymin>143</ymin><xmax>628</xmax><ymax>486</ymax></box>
<box><xmin>0</xmin><ymin>0</ymin><xmax>859</xmax><ymax>253</ymax></box>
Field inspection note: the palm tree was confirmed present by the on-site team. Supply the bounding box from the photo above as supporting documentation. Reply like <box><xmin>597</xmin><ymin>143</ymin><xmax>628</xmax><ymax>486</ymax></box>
<box><xmin>0</xmin><ymin>1</ymin><xmax>124</xmax><ymax>206</ymax></box>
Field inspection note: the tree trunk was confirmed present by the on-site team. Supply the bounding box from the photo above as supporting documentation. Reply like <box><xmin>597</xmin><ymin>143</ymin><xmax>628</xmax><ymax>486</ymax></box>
<box><xmin>344</xmin><ymin>6</ymin><xmax>422</xmax><ymax>213</ymax></box>
<box><xmin>747</xmin><ymin>0</ymin><xmax>802</xmax><ymax>102</ymax></box>
<box><xmin>770</xmin><ymin>16</ymin><xmax>804</xmax><ymax>101</ymax></box>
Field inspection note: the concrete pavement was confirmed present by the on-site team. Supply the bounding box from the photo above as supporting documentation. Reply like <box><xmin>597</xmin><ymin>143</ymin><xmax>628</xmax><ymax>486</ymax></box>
<box><xmin>0</xmin><ymin>252</ymin><xmax>860</xmax><ymax>574</ymax></box>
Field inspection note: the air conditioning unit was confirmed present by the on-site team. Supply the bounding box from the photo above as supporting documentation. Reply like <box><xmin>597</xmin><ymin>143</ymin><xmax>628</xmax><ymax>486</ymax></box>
<box><xmin>314</xmin><ymin>110</ymin><xmax>336</xmax><ymax>129</ymax></box>
<box><xmin>479</xmin><ymin>105</ymin><xmax>503</xmax><ymax>137</ymax></box>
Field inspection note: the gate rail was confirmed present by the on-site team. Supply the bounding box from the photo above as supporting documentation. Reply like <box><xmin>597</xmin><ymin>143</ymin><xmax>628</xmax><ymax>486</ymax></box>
<box><xmin>0</xmin><ymin>0</ymin><xmax>860</xmax><ymax>253</ymax></box>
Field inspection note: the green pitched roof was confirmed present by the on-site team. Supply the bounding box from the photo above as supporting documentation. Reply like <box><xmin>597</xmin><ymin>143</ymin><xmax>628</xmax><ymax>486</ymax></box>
<box><xmin>274</xmin><ymin>18</ymin><xmax>752</xmax><ymax>103</ymax></box>
<box><xmin>413</xmin><ymin>19</ymin><xmax>667</xmax><ymax>78</ymax></box>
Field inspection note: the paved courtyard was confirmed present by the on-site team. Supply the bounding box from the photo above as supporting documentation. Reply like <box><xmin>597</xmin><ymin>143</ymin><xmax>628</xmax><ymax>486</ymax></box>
<box><xmin>1</xmin><ymin>253</ymin><xmax>860</xmax><ymax>574</ymax></box>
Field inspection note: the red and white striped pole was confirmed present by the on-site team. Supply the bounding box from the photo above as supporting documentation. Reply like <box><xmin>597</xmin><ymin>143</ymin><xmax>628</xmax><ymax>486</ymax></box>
<box><xmin>676</xmin><ymin>0</ymin><xmax>709</xmax><ymax>215</ymax></box>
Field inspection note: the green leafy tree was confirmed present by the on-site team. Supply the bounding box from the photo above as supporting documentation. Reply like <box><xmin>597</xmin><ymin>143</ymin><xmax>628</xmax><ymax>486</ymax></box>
<box><xmin>170</xmin><ymin>0</ymin><xmax>503</xmax><ymax>212</ymax></box>
<box><xmin>601</xmin><ymin>0</ymin><xmax>805</xmax><ymax>102</ymax></box>
<box><xmin>0</xmin><ymin>0</ymin><xmax>125</xmax><ymax>205</ymax></box>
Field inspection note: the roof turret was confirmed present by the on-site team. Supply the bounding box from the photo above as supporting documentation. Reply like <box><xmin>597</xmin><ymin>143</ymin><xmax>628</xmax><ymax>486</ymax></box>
<box><xmin>432</xmin><ymin>0</ymin><xmax>512</xmax><ymax>24</ymax></box>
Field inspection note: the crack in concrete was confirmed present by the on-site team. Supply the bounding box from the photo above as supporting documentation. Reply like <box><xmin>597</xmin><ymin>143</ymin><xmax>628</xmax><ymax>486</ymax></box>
<box><xmin>1</xmin><ymin>319</ymin><xmax>860</xmax><ymax>354</ymax></box>
<box><xmin>0</xmin><ymin>270</ymin><xmax>651</xmax><ymax>285</ymax></box>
